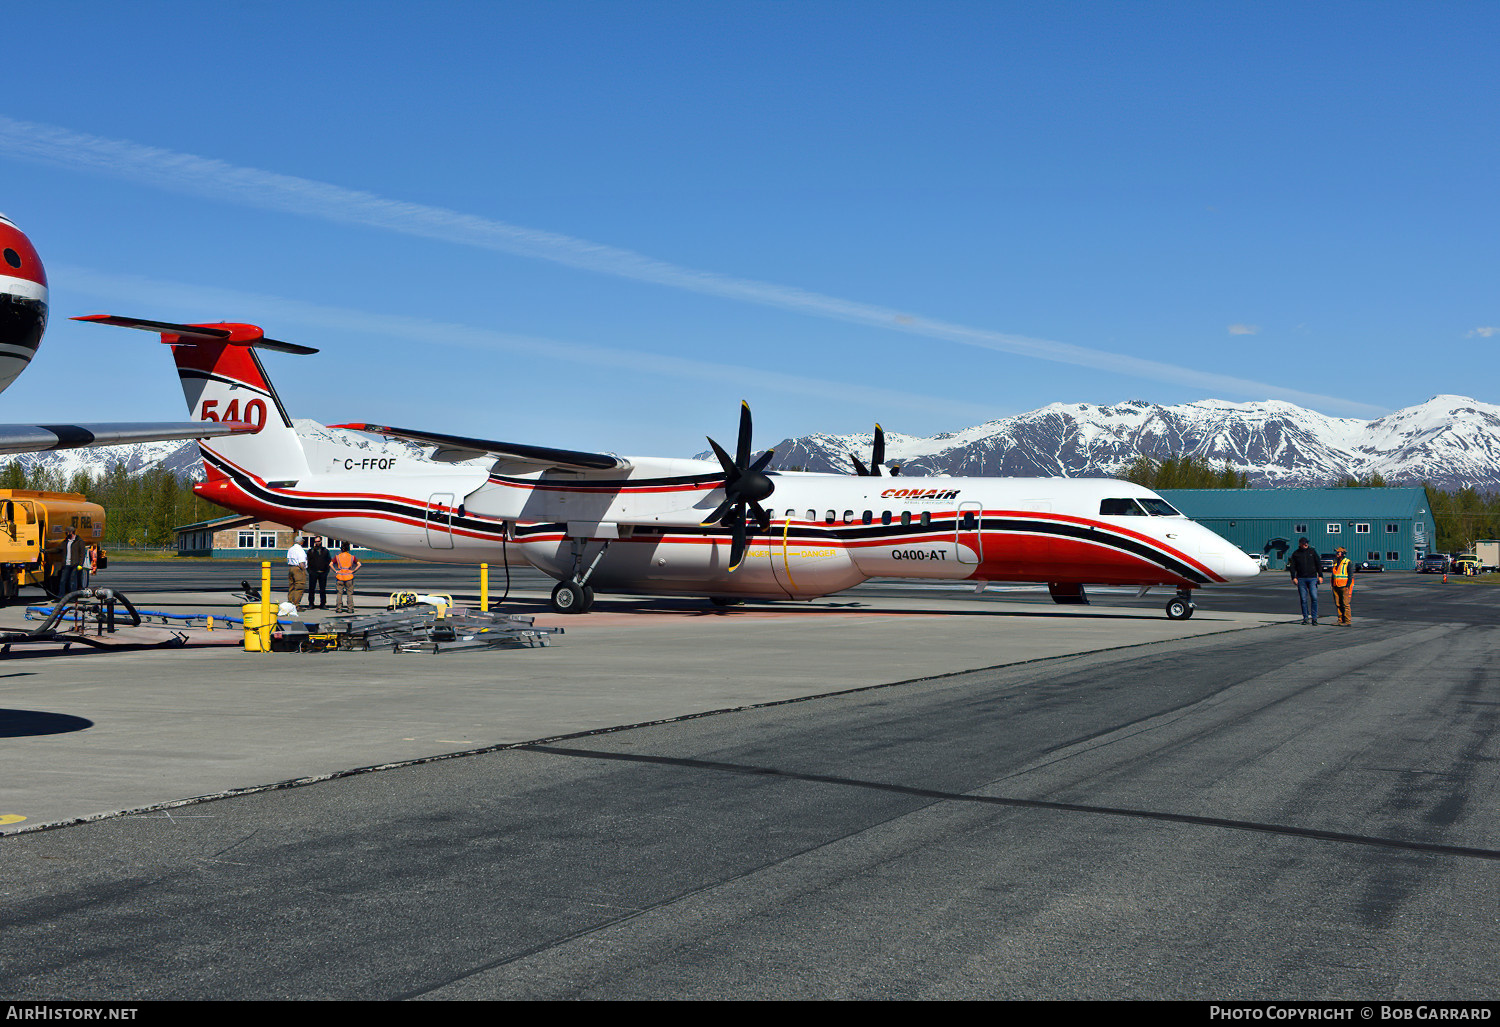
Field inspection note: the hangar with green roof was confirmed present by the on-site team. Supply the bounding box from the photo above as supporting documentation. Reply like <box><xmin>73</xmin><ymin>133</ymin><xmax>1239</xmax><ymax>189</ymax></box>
<box><xmin>1156</xmin><ymin>488</ymin><xmax>1432</xmax><ymax>571</ymax></box>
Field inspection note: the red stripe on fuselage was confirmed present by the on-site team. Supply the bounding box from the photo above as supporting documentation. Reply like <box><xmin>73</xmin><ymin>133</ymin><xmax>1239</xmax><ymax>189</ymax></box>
<box><xmin>0</xmin><ymin>221</ymin><xmax>46</xmax><ymax>288</ymax></box>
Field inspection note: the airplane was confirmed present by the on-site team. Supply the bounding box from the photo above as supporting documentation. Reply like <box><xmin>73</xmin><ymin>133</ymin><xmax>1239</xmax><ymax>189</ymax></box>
<box><xmin>75</xmin><ymin>314</ymin><xmax>1262</xmax><ymax>619</ymax></box>
<box><xmin>0</xmin><ymin>213</ymin><xmax>262</xmax><ymax>455</ymax></box>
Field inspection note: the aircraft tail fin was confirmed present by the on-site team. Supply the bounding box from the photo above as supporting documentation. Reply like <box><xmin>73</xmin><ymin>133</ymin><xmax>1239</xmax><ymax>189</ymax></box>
<box><xmin>72</xmin><ymin>315</ymin><xmax>314</xmax><ymax>486</ymax></box>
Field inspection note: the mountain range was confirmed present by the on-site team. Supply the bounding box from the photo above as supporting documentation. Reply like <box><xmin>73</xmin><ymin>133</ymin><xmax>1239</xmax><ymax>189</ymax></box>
<box><xmin>6</xmin><ymin>396</ymin><xmax>1498</xmax><ymax>492</ymax></box>
<box><xmin>763</xmin><ymin>395</ymin><xmax>1500</xmax><ymax>490</ymax></box>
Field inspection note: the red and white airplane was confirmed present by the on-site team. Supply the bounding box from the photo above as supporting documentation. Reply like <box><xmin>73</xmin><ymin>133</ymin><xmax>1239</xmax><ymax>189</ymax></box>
<box><xmin>0</xmin><ymin>214</ymin><xmax>260</xmax><ymax>454</ymax></box>
<box><xmin>75</xmin><ymin>314</ymin><xmax>1262</xmax><ymax>618</ymax></box>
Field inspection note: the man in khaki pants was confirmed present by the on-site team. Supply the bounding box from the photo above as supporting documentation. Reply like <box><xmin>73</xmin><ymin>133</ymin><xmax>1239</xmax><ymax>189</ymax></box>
<box><xmin>1330</xmin><ymin>546</ymin><xmax>1354</xmax><ymax>626</ymax></box>
<box><xmin>333</xmin><ymin>542</ymin><xmax>362</xmax><ymax>614</ymax></box>
<box><xmin>285</xmin><ymin>536</ymin><xmax>308</xmax><ymax>611</ymax></box>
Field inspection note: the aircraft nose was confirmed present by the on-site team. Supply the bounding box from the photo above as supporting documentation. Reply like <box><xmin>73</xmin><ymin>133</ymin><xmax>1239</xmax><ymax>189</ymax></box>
<box><xmin>1218</xmin><ymin>548</ymin><xmax>1262</xmax><ymax>581</ymax></box>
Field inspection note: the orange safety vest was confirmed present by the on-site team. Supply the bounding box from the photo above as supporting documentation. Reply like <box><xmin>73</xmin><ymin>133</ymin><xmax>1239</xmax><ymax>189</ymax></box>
<box><xmin>1332</xmin><ymin>558</ymin><xmax>1351</xmax><ymax>587</ymax></box>
<box><xmin>334</xmin><ymin>551</ymin><xmax>358</xmax><ymax>581</ymax></box>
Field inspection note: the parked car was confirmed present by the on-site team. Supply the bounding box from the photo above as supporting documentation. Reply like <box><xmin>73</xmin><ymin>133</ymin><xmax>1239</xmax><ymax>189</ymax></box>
<box><xmin>1356</xmin><ymin>560</ymin><xmax>1385</xmax><ymax>573</ymax></box>
<box><xmin>1419</xmin><ymin>554</ymin><xmax>1450</xmax><ymax>574</ymax></box>
<box><xmin>1244</xmin><ymin>549</ymin><xmax>1269</xmax><ymax>570</ymax></box>
<box><xmin>1452</xmin><ymin>557</ymin><xmax>1482</xmax><ymax>576</ymax></box>
<box><xmin>1320</xmin><ymin>554</ymin><xmax>1335</xmax><ymax>573</ymax></box>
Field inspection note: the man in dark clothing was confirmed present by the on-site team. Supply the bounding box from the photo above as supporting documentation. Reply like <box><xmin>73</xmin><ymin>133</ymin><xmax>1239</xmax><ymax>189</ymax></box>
<box><xmin>1287</xmin><ymin>536</ymin><xmax>1323</xmax><ymax>625</ymax></box>
<box><xmin>59</xmin><ymin>527</ymin><xmax>90</xmax><ymax>597</ymax></box>
<box><xmin>306</xmin><ymin>537</ymin><xmax>332</xmax><ymax>610</ymax></box>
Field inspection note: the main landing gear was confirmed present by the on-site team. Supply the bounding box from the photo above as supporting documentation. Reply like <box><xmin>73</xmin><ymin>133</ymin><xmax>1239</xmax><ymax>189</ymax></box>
<box><xmin>1165</xmin><ymin>589</ymin><xmax>1196</xmax><ymax>620</ymax></box>
<box><xmin>549</xmin><ymin>537</ymin><xmax>611</xmax><ymax>614</ymax></box>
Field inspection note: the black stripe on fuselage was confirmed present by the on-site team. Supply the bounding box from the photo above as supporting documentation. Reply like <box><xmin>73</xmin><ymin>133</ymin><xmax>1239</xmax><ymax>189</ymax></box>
<box><xmin>202</xmin><ymin>450</ymin><xmax>506</xmax><ymax>539</ymax></box>
<box><xmin>511</xmin><ymin>514</ymin><xmax>1210</xmax><ymax>583</ymax></box>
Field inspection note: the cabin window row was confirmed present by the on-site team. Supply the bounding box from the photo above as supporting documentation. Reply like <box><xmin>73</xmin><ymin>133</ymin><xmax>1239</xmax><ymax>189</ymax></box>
<box><xmin>774</xmin><ymin>509</ymin><xmax>936</xmax><ymax>527</ymax></box>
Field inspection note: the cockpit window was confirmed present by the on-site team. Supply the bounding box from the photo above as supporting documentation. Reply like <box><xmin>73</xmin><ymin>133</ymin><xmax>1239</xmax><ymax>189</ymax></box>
<box><xmin>1100</xmin><ymin>498</ymin><xmax>1147</xmax><ymax>516</ymax></box>
<box><xmin>1138</xmin><ymin>497</ymin><xmax>1182</xmax><ymax>516</ymax></box>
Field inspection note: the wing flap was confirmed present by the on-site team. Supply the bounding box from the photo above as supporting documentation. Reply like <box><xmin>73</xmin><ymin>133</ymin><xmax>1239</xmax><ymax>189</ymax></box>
<box><xmin>0</xmin><ymin>421</ymin><xmax>256</xmax><ymax>457</ymax></box>
<box><xmin>331</xmin><ymin>423</ymin><xmax>631</xmax><ymax>472</ymax></box>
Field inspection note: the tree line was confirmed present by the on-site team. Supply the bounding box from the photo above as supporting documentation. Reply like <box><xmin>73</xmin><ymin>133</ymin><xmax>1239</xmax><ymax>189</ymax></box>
<box><xmin>1117</xmin><ymin>454</ymin><xmax>1253</xmax><ymax>490</ymax></box>
<box><xmin>0</xmin><ymin>460</ymin><xmax>227</xmax><ymax>548</ymax></box>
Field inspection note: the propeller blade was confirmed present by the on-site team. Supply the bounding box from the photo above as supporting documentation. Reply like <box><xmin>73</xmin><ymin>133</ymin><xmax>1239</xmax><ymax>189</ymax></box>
<box><xmin>705</xmin><ymin>437</ymin><xmax>740</xmax><ymax>482</ymax></box>
<box><xmin>736</xmin><ymin>401</ymin><xmax>753</xmax><ymax>468</ymax></box>
<box><xmin>748</xmin><ymin>499</ymin><xmax>771</xmax><ymax>532</ymax></box>
<box><xmin>871</xmin><ymin>424</ymin><xmax>885</xmax><ymax>474</ymax></box>
<box><xmin>727</xmin><ymin>516</ymin><xmax>748</xmax><ymax>572</ymax></box>
<box><xmin>700</xmin><ymin>497</ymin><xmax>735</xmax><ymax>527</ymax></box>
<box><xmin>851</xmin><ymin>455</ymin><xmax>870</xmax><ymax>476</ymax></box>
<box><xmin>750</xmin><ymin>449</ymin><xmax>775</xmax><ymax>473</ymax></box>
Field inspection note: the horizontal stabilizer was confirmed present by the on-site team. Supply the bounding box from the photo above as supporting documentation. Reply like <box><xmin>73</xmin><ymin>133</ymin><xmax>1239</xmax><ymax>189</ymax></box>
<box><xmin>0</xmin><ymin>420</ymin><xmax>257</xmax><ymax>457</ymax></box>
<box><xmin>71</xmin><ymin>315</ymin><xmax>318</xmax><ymax>355</ymax></box>
<box><xmin>332</xmin><ymin>423</ymin><xmax>631</xmax><ymax>472</ymax></box>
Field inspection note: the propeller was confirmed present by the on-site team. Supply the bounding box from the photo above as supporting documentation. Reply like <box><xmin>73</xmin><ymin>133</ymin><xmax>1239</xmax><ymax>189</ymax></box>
<box><xmin>852</xmin><ymin>424</ymin><xmax>899</xmax><ymax>476</ymax></box>
<box><xmin>702</xmin><ymin>401</ymin><xmax>776</xmax><ymax>572</ymax></box>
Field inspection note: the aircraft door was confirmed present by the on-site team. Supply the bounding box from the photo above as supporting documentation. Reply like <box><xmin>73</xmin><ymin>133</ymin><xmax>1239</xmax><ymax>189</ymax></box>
<box><xmin>766</xmin><ymin>515</ymin><xmax>798</xmax><ymax>597</ymax></box>
<box><xmin>426</xmin><ymin>492</ymin><xmax>455</xmax><ymax>549</ymax></box>
<box><xmin>956</xmin><ymin>501</ymin><xmax>983</xmax><ymax>565</ymax></box>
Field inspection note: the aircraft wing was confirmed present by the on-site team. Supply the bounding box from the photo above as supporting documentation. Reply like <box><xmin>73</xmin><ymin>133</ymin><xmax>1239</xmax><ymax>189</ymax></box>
<box><xmin>331</xmin><ymin>423</ymin><xmax>632</xmax><ymax>472</ymax></box>
<box><xmin>0</xmin><ymin>420</ymin><xmax>256</xmax><ymax>457</ymax></box>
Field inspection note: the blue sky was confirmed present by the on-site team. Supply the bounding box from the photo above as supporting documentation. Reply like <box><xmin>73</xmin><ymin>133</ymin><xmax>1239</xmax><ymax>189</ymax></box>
<box><xmin>2</xmin><ymin>1</ymin><xmax>1496</xmax><ymax>454</ymax></box>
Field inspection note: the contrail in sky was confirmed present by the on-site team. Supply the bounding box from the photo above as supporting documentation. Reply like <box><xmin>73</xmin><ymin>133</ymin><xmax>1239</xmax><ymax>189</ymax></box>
<box><xmin>55</xmin><ymin>264</ymin><xmax>1002</xmax><ymax>423</ymax></box>
<box><xmin>1</xmin><ymin>115</ymin><xmax>1386</xmax><ymax>417</ymax></box>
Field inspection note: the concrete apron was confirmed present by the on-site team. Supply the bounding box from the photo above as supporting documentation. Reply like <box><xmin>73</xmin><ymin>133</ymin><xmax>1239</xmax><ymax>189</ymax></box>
<box><xmin>0</xmin><ymin>590</ymin><xmax>1280</xmax><ymax>834</ymax></box>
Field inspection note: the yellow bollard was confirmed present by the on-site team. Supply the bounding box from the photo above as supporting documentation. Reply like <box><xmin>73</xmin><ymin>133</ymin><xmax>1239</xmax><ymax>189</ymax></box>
<box><xmin>261</xmin><ymin>561</ymin><xmax>272</xmax><ymax>655</ymax></box>
<box><xmin>480</xmin><ymin>563</ymin><xmax>489</xmax><ymax>612</ymax></box>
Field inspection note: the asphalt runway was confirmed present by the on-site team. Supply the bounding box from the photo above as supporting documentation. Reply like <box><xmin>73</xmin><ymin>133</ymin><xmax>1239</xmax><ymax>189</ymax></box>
<box><xmin>1</xmin><ymin>565</ymin><xmax>1496</xmax><ymax>999</ymax></box>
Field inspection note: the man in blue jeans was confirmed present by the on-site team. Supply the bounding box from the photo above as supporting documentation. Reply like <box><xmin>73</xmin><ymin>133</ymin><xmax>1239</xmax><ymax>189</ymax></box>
<box><xmin>1286</xmin><ymin>536</ymin><xmax>1323</xmax><ymax>625</ymax></box>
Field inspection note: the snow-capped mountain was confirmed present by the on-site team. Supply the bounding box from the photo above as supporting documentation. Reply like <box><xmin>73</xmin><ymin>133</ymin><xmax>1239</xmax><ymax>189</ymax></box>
<box><xmin>763</xmin><ymin>396</ymin><xmax>1500</xmax><ymax>490</ymax></box>
<box><xmin>9</xmin><ymin>397</ymin><xmax>1500</xmax><ymax>491</ymax></box>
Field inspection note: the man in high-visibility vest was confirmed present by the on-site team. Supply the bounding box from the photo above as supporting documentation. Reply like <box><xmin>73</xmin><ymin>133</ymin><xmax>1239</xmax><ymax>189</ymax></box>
<box><xmin>1331</xmin><ymin>546</ymin><xmax>1353</xmax><ymax>626</ymax></box>
<box><xmin>333</xmin><ymin>541</ymin><xmax>362</xmax><ymax>614</ymax></box>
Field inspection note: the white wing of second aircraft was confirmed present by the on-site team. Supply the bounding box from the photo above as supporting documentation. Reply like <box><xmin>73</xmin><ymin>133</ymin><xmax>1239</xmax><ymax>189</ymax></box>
<box><xmin>330</xmin><ymin>422</ymin><xmax>633</xmax><ymax>473</ymax></box>
<box><xmin>0</xmin><ymin>420</ymin><xmax>256</xmax><ymax>457</ymax></box>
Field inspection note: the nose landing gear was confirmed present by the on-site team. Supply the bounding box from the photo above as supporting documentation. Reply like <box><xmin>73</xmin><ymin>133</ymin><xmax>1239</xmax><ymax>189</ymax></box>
<box><xmin>1165</xmin><ymin>589</ymin><xmax>1196</xmax><ymax>620</ymax></box>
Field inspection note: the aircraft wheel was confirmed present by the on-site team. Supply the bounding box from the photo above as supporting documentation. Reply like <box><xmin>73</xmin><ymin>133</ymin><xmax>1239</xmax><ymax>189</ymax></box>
<box><xmin>1165</xmin><ymin>596</ymin><xmax>1194</xmax><ymax>620</ymax></box>
<box><xmin>551</xmin><ymin>581</ymin><xmax>595</xmax><ymax>614</ymax></box>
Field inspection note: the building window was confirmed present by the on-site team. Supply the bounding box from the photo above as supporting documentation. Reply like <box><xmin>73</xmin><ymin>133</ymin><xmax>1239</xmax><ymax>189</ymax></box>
<box><xmin>1327</xmin><ymin>524</ymin><xmax>1341</xmax><ymax>534</ymax></box>
<box><xmin>1294</xmin><ymin>523</ymin><xmax>1308</xmax><ymax>534</ymax></box>
<box><xmin>260</xmin><ymin>532</ymin><xmax>278</xmax><ymax>548</ymax></box>
<box><xmin>238</xmin><ymin>531</ymin><xmax>255</xmax><ymax>548</ymax></box>
<box><xmin>1387</xmin><ymin>552</ymin><xmax>1399</xmax><ymax>562</ymax></box>
<box><xmin>1386</xmin><ymin>523</ymin><xmax>1399</xmax><ymax>533</ymax></box>
<box><xmin>1356</xmin><ymin>523</ymin><xmax>1370</xmax><ymax>533</ymax></box>
<box><xmin>1368</xmin><ymin>551</ymin><xmax>1380</xmax><ymax>561</ymax></box>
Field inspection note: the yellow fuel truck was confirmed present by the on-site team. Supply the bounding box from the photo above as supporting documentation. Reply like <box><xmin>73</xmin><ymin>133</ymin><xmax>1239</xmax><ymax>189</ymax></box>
<box><xmin>0</xmin><ymin>489</ymin><xmax>106</xmax><ymax>601</ymax></box>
